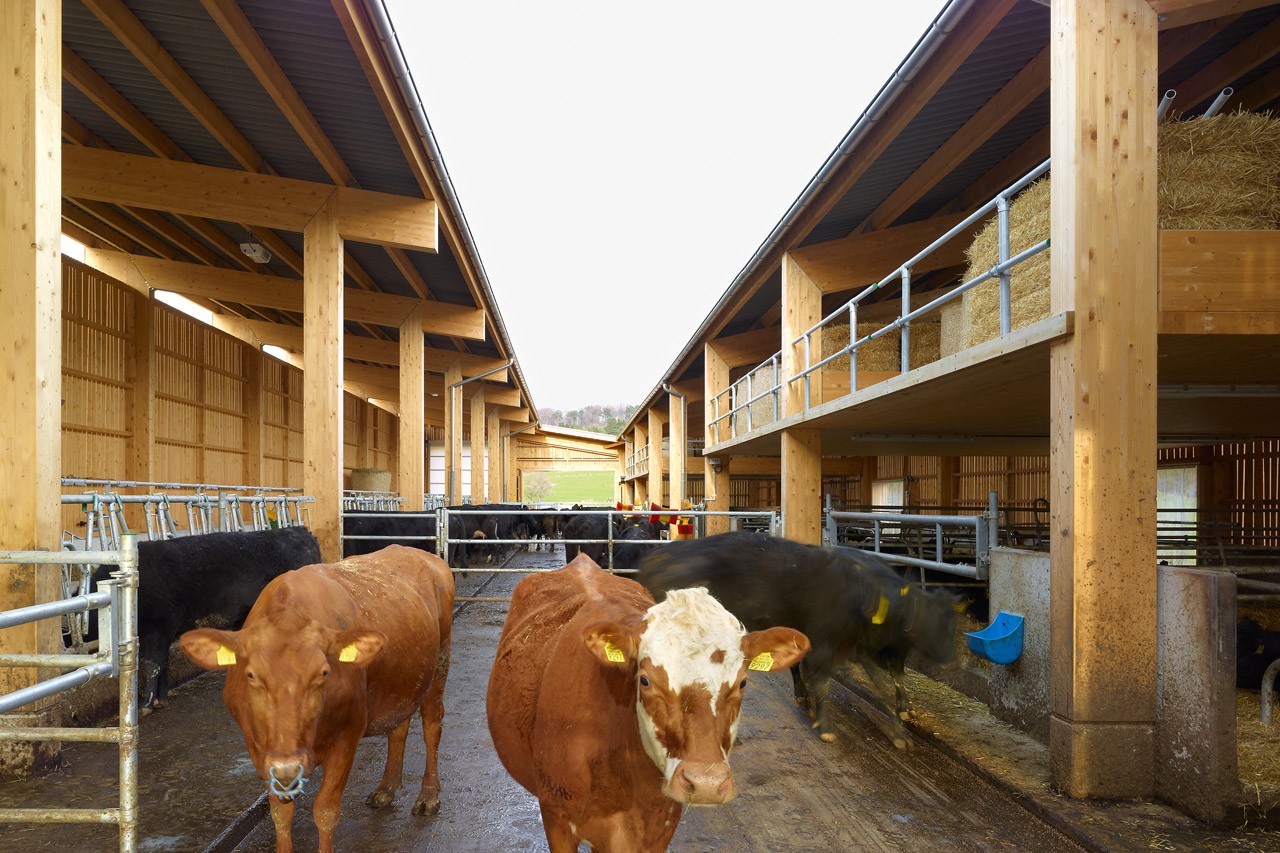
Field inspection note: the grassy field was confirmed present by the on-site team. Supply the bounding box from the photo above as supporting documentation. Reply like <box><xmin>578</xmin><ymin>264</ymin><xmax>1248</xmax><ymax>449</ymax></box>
<box><xmin>526</xmin><ymin>469</ymin><xmax>615</xmax><ymax>504</ymax></box>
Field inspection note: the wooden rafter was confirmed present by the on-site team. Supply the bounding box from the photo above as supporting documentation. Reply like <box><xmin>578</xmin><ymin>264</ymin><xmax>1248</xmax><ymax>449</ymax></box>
<box><xmin>1149</xmin><ymin>0</ymin><xmax>1278</xmax><ymax>29</ymax></box>
<box><xmin>1234</xmin><ymin>64</ymin><xmax>1280</xmax><ymax>110</ymax></box>
<box><xmin>122</xmin><ymin>255</ymin><xmax>485</xmax><ymax>338</ymax></box>
<box><xmin>1168</xmin><ymin>15</ymin><xmax>1280</xmax><ymax>113</ymax></box>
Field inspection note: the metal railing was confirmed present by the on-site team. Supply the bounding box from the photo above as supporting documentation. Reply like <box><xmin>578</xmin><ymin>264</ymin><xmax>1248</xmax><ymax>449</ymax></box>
<box><xmin>0</xmin><ymin>536</ymin><xmax>139</xmax><ymax>852</ymax></box>
<box><xmin>710</xmin><ymin>157</ymin><xmax>1053</xmax><ymax>443</ymax></box>
<box><xmin>825</xmin><ymin>495</ymin><xmax>998</xmax><ymax>580</ymax></box>
<box><xmin>342</xmin><ymin>490</ymin><xmax>405</xmax><ymax>511</ymax></box>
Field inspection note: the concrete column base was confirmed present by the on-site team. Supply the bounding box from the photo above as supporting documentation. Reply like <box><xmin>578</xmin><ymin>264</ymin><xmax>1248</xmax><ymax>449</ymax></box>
<box><xmin>1050</xmin><ymin>715</ymin><xmax>1155</xmax><ymax>799</ymax></box>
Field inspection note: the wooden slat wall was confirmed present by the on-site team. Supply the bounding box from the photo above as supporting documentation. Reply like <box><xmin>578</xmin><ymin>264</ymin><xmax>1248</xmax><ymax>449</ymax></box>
<box><xmin>60</xmin><ymin>260</ymin><xmax>396</xmax><ymax>519</ymax></box>
<box><xmin>342</xmin><ymin>394</ymin><xmax>399</xmax><ymax>488</ymax></box>
<box><xmin>516</xmin><ymin>436</ymin><xmax>616</xmax><ymax>471</ymax></box>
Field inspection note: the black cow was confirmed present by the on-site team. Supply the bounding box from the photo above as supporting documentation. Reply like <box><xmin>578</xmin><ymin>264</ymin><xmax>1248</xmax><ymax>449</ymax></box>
<box><xmin>561</xmin><ymin>510</ymin><xmax>619</xmax><ymax>564</ymax></box>
<box><xmin>92</xmin><ymin>526</ymin><xmax>322</xmax><ymax>709</ymax></box>
<box><xmin>1237</xmin><ymin>618</ymin><xmax>1280</xmax><ymax>689</ymax></box>
<box><xmin>341</xmin><ymin>507</ymin><xmax>497</xmax><ymax>568</ymax></box>
<box><xmin>610</xmin><ymin>515</ymin><xmax>662</xmax><ymax>571</ymax></box>
<box><xmin>635</xmin><ymin>531</ymin><xmax>958</xmax><ymax>749</ymax></box>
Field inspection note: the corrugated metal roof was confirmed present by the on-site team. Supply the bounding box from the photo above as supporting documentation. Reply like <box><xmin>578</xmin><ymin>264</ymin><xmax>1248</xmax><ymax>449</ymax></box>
<box><xmin>59</xmin><ymin>0</ymin><xmax>515</xmax><ymax>385</ymax></box>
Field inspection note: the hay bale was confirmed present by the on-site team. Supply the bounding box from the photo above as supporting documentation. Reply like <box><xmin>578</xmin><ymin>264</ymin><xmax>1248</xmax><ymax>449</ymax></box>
<box><xmin>909</xmin><ymin>320</ymin><xmax>941</xmax><ymax>369</ymax></box>
<box><xmin>958</xmin><ymin>112</ymin><xmax>1280</xmax><ymax>349</ymax></box>
<box><xmin>351</xmin><ymin>467</ymin><xmax>391</xmax><ymax>492</ymax></box>
<box><xmin>821</xmin><ymin>322</ymin><xmax>900</xmax><ymax>372</ymax></box>
<box><xmin>940</xmin><ymin>300</ymin><xmax>963</xmax><ymax>358</ymax></box>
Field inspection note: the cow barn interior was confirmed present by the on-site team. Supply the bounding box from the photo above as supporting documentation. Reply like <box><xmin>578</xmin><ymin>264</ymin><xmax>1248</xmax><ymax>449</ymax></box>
<box><xmin>3</xmin><ymin>0</ymin><xmax>1280</xmax><ymax>848</ymax></box>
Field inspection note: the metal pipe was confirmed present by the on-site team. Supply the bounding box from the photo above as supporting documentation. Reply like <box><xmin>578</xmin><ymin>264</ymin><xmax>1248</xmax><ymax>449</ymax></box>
<box><xmin>899</xmin><ymin>268</ymin><xmax>912</xmax><ymax>373</ymax></box>
<box><xmin>997</xmin><ymin>195</ymin><xmax>1012</xmax><ymax>336</ymax></box>
<box><xmin>0</xmin><ymin>661</ymin><xmax>116</xmax><ymax>714</ymax></box>
<box><xmin>1157</xmin><ymin>89</ymin><xmax>1176</xmax><ymax>121</ymax></box>
<box><xmin>1202</xmin><ymin>87</ymin><xmax>1233</xmax><ymax>119</ymax></box>
<box><xmin>1261</xmin><ymin>658</ymin><xmax>1280</xmax><ymax>724</ymax></box>
<box><xmin>61</xmin><ymin>477</ymin><xmax>301</xmax><ymax>492</ymax></box>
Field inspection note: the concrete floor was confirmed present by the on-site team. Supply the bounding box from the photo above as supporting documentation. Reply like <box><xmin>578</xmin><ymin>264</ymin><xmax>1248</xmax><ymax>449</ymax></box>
<box><xmin>0</xmin><ymin>546</ymin><xmax>1278</xmax><ymax>852</ymax></box>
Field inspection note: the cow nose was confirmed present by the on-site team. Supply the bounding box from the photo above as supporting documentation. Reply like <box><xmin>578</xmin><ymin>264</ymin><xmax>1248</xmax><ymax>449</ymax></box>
<box><xmin>265</xmin><ymin>752</ymin><xmax>309</xmax><ymax>800</ymax></box>
<box><xmin>671</xmin><ymin>761</ymin><xmax>735</xmax><ymax>805</ymax></box>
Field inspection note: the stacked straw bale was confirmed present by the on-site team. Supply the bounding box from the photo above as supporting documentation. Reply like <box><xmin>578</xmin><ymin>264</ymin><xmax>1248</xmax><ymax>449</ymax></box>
<box><xmin>950</xmin><ymin>112</ymin><xmax>1280</xmax><ymax>351</ymax></box>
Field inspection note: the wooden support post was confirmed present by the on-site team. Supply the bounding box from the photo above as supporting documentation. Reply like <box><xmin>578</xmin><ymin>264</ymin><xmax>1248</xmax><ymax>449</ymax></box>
<box><xmin>647</xmin><ymin>409</ymin><xmax>665</xmax><ymax>508</ymax></box>
<box><xmin>0</xmin><ymin>0</ymin><xmax>63</xmax><ymax>767</ymax></box>
<box><xmin>938</xmin><ymin>456</ymin><xmax>957</xmax><ymax>512</ymax></box>
<box><xmin>470</xmin><ymin>388</ymin><xmax>486</xmax><ymax>504</ymax></box>
<box><xmin>782</xmin><ymin>252</ymin><xmax>822</xmax><ymax>416</ymax></box>
<box><xmin>704</xmin><ymin>341</ymin><xmax>731</xmax><ymax>535</ymax></box>
<box><xmin>486</xmin><ymin>407</ymin><xmax>501</xmax><ymax>502</ymax></box>
<box><xmin>859</xmin><ymin>457</ymin><xmax>877</xmax><ymax>507</ymax></box>
<box><xmin>444</xmin><ymin>360</ymin><xmax>462</xmax><ymax>505</ymax></box>
<box><xmin>1049</xmin><ymin>0</ymin><xmax>1158</xmax><ymax>799</ymax></box>
<box><xmin>668</xmin><ymin>389</ymin><xmax>686</xmax><ymax>511</ymax></box>
<box><xmin>398</xmin><ymin>304</ymin><xmax>424</xmax><ymax>512</ymax></box>
<box><xmin>127</xmin><ymin>290</ymin><xmax>154</xmax><ymax>483</ymax></box>
<box><xmin>243</xmin><ymin>344</ymin><xmax>264</xmax><ymax>485</ymax></box>
<box><xmin>782</xmin><ymin>429</ymin><xmax>823</xmax><ymax>544</ymax></box>
<box><xmin>303</xmin><ymin>194</ymin><xmax>344</xmax><ymax>562</ymax></box>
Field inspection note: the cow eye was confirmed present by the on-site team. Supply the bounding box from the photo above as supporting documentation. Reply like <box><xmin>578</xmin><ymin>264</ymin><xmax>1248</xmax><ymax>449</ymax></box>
<box><xmin>320</xmin><ymin>668</ymin><xmax>330</xmax><ymax>678</ymax></box>
<box><xmin>638</xmin><ymin>675</ymin><xmax>650</xmax><ymax>688</ymax></box>
<box><xmin>739</xmin><ymin>679</ymin><xmax>747</xmax><ymax>690</ymax></box>
<box><xmin>245</xmin><ymin>671</ymin><xmax>255</xmax><ymax>681</ymax></box>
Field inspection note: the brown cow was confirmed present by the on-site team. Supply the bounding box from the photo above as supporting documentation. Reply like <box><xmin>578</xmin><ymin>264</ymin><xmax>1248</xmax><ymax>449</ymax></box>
<box><xmin>487</xmin><ymin>554</ymin><xmax>809</xmax><ymax>851</ymax></box>
<box><xmin>180</xmin><ymin>545</ymin><xmax>453</xmax><ymax>853</ymax></box>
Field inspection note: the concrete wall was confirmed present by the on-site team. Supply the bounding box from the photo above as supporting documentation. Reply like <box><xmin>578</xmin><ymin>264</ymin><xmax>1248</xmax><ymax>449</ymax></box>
<box><xmin>1156</xmin><ymin>565</ymin><xmax>1238</xmax><ymax>825</ymax></box>
<box><xmin>988</xmin><ymin>547</ymin><xmax>1051</xmax><ymax>741</ymax></box>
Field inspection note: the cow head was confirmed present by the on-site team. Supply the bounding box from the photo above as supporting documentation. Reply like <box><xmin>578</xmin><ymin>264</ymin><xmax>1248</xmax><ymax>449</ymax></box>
<box><xmin>582</xmin><ymin>587</ymin><xmax>808</xmax><ymax>806</ymax></box>
<box><xmin>180</xmin><ymin>608</ymin><xmax>386</xmax><ymax>801</ymax></box>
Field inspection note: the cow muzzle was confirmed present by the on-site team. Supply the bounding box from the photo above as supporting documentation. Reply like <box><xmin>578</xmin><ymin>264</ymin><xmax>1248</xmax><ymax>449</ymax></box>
<box><xmin>265</xmin><ymin>753</ymin><xmax>309</xmax><ymax>801</ymax></box>
<box><xmin>668</xmin><ymin>761</ymin><xmax>735</xmax><ymax>805</ymax></box>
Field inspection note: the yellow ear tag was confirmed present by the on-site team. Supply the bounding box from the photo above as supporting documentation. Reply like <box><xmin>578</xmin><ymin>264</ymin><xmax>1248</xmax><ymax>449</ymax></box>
<box><xmin>749</xmin><ymin>651</ymin><xmax>773</xmax><ymax>672</ymax></box>
<box><xmin>603</xmin><ymin>641</ymin><xmax>625</xmax><ymax>663</ymax></box>
<box><xmin>339</xmin><ymin>643</ymin><xmax>359</xmax><ymax>663</ymax></box>
<box><xmin>216</xmin><ymin>646</ymin><xmax>236</xmax><ymax>666</ymax></box>
<box><xmin>872</xmin><ymin>596</ymin><xmax>890</xmax><ymax>625</ymax></box>
<box><xmin>1257</xmin><ymin>644</ymin><xmax>1267</xmax><ymax>657</ymax></box>
<box><xmin>900</xmin><ymin>585</ymin><xmax>911</xmax><ymax>597</ymax></box>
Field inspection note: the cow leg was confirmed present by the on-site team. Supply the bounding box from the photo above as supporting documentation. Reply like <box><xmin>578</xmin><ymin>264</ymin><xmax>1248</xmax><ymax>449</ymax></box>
<box><xmin>538</xmin><ymin>802</ymin><xmax>579</xmax><ymax>853</ymax></box>
<box><xmin>366</xmin><ymin>718</ymin><xmax>409</xmax><ymax>808</ymax></box>
<box><xmin>859</xmin><ymin>658</ymin><xmax>911</xmax><ymax>750</ymax></box>
<box><xmin>789</xmin><ymin>663</ymin><xmax>810</xmax><ymax>709</ymax></box>
<box><xmin>267</xmin><ymin>793</ymin><xmax>296</xmax><ymax>853</ymax></box>
<box><xmin>312</xmin><ymin>742</ymin><xmax>357</xmax><ymax>853</ymax></box>
<box><xmin>412</xmin><ymin>645</ymin><xmax>450</xmax><ymax>816</ymax></box>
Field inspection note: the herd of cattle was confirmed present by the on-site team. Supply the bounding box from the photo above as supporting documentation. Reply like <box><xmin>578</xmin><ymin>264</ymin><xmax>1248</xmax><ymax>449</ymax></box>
<box><xmin>81</xmin><ymin>512</ymin><xmax>1280</xmax><ymax>852</ymax></box>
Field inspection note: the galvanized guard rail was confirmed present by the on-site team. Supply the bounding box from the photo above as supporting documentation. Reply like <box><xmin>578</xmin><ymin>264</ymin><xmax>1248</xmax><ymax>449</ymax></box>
<box><xmin>825</xmin><ymin>500</ymin><xmax>997</xmax><ymax>580</ymax></box>
<box><xmin>0</xmin><ymin>535</ymin><xmax>139</xmax><ymax>852</ymax></box>
<box><xmin>709</xmin><ymin>157</ymin><xmax>1053</xmax><ymax>443</ymax></box>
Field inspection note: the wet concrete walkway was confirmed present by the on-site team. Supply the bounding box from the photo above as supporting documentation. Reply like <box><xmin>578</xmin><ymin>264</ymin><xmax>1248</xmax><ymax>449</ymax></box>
<box><xmin>2</xmin><ymin>546</ymin><xmax>1279</xmax><ymax>851</ymax></box>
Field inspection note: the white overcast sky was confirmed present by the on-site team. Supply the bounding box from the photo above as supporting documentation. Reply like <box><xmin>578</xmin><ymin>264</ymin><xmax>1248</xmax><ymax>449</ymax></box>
<box><xmin>383</xmin><ymin>1</ymin><xmax>948</xmax><ymax>412</ymax></box>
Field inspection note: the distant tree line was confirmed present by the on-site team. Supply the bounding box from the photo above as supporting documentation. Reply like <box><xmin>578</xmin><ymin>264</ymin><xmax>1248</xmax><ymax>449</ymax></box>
<box><xmin>537</xmin><ymin>403</ymin><xmax>638</xmax><ymax>436</ymax></box>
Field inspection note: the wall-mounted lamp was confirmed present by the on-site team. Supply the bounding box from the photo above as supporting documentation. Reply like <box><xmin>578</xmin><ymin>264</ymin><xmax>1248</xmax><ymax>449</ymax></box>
<box><xmin>240</xmin><ymin>242</ymin><xmax>272</xmax><ymax>264</ymax></box>
<box><xmin>706</xmin><ymin>457</ymin><xmax>724</xmax><ymax>474</ymax></box>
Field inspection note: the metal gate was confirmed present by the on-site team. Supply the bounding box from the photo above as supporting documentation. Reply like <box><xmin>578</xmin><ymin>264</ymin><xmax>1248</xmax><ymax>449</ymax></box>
<box><xmin>0</xmin><ymin>535</ymin><xmax>140</xmax><ymax>852</ymax></box>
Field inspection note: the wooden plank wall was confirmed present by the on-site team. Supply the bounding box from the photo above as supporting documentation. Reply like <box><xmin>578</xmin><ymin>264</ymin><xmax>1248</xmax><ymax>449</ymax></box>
<box><xmin>60</xmin><ymin>259</ymin><xmax>398</xmax><ymax>529</ymax></box>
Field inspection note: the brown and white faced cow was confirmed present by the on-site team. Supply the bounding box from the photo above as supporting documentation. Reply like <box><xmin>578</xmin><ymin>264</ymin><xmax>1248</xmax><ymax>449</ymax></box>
<box><xmin>180</xmin><ymin>546</ymin><xmax>454</xmax><ymax>853</ymax></box>
<box><xmin>487</xmin><ymin>554</ymin><xmax>809</xmax><ymax>851</ymax></box>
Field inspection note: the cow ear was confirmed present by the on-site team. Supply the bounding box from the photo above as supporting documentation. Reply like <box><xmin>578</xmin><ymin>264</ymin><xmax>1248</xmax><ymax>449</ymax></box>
<box><xmin>329</xmin><ymin>630</ymin><xmax>386</xmax><ymax>667</ymax></box>
<box><xmin>180</xmin><ymin>629</ymin><xmax>242</xmax><ymax>670</ymax></box>
<box><xmin>741</xmin><ymin>627</ymin><xmax>810</xmax><ymax>673</ymax></box>
<box><xmin>582</xmin><ymin>620</ymin><xmax>640</xmax><ymax>668</ymax></box>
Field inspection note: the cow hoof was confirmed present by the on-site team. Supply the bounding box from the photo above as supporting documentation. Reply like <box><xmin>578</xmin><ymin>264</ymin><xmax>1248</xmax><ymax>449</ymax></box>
<box><xmin>819</xmin><ymin>732</ymin><xmax>837</xmax><ymax>743</ymax></box>
<box><xmin>139</xmin><ymin>706</ymin><xmax>154</xmax><ymax>718</ymax></box>
<box><xmin>893</xmin><ymin>737</ymin><xmax>909</xmax><ymax>750</ymax></box>
<box><xmin>411</xmin><ymin>798</ymin><xmax>440</xmax><ymax>816</ymax></box>
<box><xmin>898</xmin><ymin>711</ymin><xmax>911</xmax><ymax>721</ymax></box>
<box><xmin>152</xmin><ymin>699</ymin><xmax>168</xmax><ymax>710</ymax></box>
<box><xmin>365</xmin><ymin>789</ymin><xmax>396</xmax><ymax>809</ymax></box>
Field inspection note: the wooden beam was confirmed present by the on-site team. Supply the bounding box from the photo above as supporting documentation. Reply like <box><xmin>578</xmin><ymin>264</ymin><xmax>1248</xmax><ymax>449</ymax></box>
<box><xmin>470</xmin><ymin>388</ymin><xmax>486</xmax><ymax>503</ymax></box>
<box><xmin>486</xmin><ymin>405</ymin><xmax>502</xmax><ymax>502</ymax></box>
<box><xmin>790</xmin><ymin>212</ymin><xmax>976</xmax><ymax>295</ymax></box>
<box><xmin>1168</xmin><ymin>14</ymin><xmax>1280</xmax><ymax>114</ymax></box>
<box><xmin>445</xmin><ymin>361</ymin><xmax>463</xmax><ymax>505</ymax></box>
<box><xmin>303</xmin><ymin>194</ymin><xmax>344</xmax><ymax>562</ymax></box>
<box><xmin>1233</xmin><ymin>63</ymin><xmax>1280</xmax><ymax>111</ymax></box>
<box><xmin>237</xmin><ymin>319</ymin><xmax>506</xmax><ymax>378</ymax></box>
<box><xmin>857</xmin><ymin>46</ymin><xmax>1050</xmax><ymax>233</ymax></box>
<box><xmin>62</xmin><ymin>46</ymin><xmax>189</xmax><ymax>162</ymax></box>
<box><xmin>399</xmin><ymin>304</ymin><xmax>425</xmax><ymax>511</ymax></box>
<box><xmin>781</xmin><ymin>429</ymin><xmax>822</xmax><ymax>545</ymax></box>
<box><xmin>63</xmin><ymin>146</ymin><xmax>438</xmax><ymax>250</ymax></box>
<box><xmin>124</xmin><ymin>255</ymin><xmax>483</xmax><ymax>336</ymax></box>
<box><xmin>1148</xmin><ymin>0</ymin><xmax>1277</xmax><ymax>29</ymax></box>
<box><xmin>707</xmin><ymin>326</ymin><xmax>783</xmax><ymax>370</ymax></box>
<box><xmin>63</xmin><ymin>200</ymin><xmax>143</xmax><ymax>255</ymax></box>
<box><xmin>1049</xmin><ymin>0</ymin><xmax>1159</xmax><ymax>799</ymax></box>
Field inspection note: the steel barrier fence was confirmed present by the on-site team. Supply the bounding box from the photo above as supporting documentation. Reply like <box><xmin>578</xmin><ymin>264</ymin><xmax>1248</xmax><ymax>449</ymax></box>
<box><xmin>0</xmin><ymin>535</ymin><xmax>139</xmax><ymax>852</ymax></box>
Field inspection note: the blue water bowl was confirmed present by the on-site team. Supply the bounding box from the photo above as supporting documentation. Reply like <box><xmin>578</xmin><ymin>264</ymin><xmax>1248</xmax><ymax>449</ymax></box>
<box><xmin>965</xmin><ymin>611</ymin><xmax>1025</xmax><ymax>665</ymax></box>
